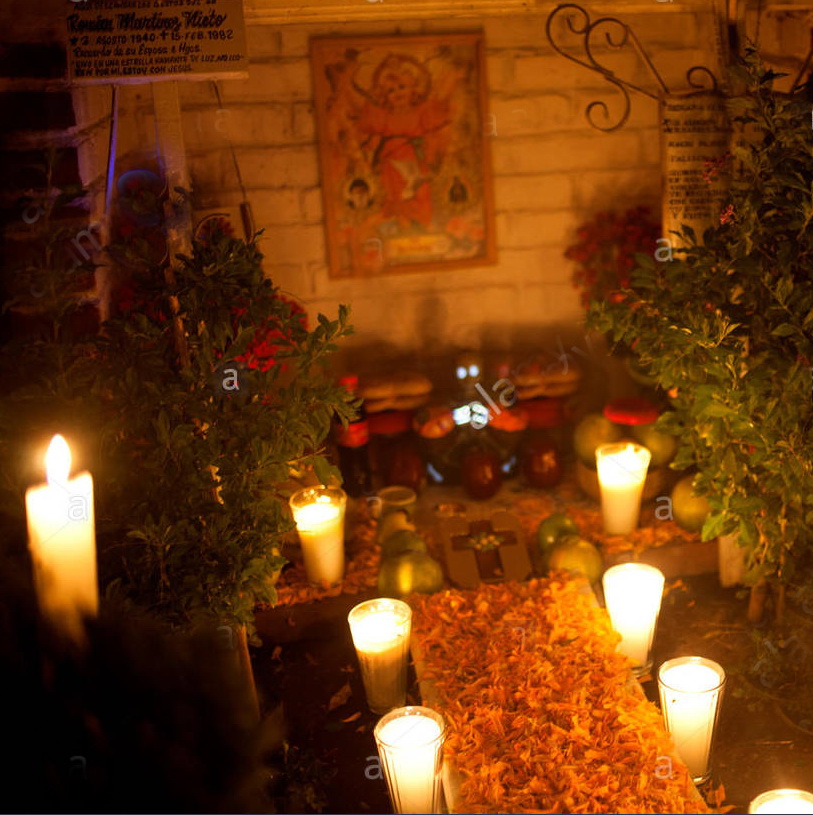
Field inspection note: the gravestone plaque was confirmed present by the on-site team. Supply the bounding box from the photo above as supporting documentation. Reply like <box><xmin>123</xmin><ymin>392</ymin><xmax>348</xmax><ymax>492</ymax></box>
<box><xmin>661</xmin><ymin>92</ymin><xmax>730</xmax><ymax>247</ymax></box>
<box><xmin>66</xmin><ymin>0</ymin><xmax>248</xmax><ymax>84</ymax></box>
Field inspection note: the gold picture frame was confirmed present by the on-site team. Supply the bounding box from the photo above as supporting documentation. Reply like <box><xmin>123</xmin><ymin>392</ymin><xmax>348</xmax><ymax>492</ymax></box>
<box><xmin>311</xmin><ymin>32</ymin><xmax>496</xmax><ymax>278</ymax></box>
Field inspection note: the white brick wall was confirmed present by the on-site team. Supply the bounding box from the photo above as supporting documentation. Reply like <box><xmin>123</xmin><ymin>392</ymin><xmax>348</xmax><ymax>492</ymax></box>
<box><xmin>97</xmin><ymin>8</ymin><xmax>798</xmax><ymax>368</ymax></box>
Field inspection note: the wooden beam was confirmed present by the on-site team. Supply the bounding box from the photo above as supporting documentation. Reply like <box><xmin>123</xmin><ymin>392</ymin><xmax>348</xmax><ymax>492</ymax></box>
<box><xmin>243</xmin><ymin>0</ymin><xmax>788</xmax><ymax>26</ymax></box>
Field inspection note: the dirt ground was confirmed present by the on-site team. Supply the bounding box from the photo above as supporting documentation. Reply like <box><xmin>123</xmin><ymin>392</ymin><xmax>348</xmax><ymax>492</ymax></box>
<box><xmin>253</xmin><ymin>572</ymin><xmax>813</xmax><ymax>814</ymax></box>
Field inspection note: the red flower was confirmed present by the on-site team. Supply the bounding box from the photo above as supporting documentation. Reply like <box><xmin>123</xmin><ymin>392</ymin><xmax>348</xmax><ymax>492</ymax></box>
<box><xmin>230</xmin><ymin>295</ymin><xmax>307</xmax><ymax>372</ymax></box>
<box><xmin>565</xmin><ymin>206</ymin><xmax>660</xmax><ymax>309</ymax></box>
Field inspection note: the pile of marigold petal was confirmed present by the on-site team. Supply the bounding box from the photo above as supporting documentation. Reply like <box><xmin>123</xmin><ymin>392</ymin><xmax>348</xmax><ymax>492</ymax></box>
<box><xmin>272</xmin><ymin>518</ymin><xmax>379</xmax><ymax>607</ymax></box>
<box><xmin>410</xmin><ymin>576</ymin><xmax>707</xmax><ymax>814</ymax></box>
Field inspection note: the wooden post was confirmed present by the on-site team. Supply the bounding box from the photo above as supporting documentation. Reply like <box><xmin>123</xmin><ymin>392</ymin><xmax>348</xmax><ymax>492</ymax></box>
<box><xmin>152</xmin><ymin>81</ymin><xmax>192</xmax><ymax>370</ymax></box>
<box><xmin>235</xmin><ymin>624</ymin><xmax>261</xmax><ymax>722</ymax></box>
<box><xmin>747</xmin><ymin>580</ymin><xmax>769</xmax><ymax>624</ymax></box>
<box><xmin>152</xmin><ymin>81</ymin><xmax>221</xmax><ymax>501</ymax></box>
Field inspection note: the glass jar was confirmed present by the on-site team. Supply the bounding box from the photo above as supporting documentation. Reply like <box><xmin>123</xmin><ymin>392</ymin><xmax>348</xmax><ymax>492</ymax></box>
<box><xmin>368</xmin><ymin>409</ymin><xmax>425</xmax><ymax>493</ymax></box>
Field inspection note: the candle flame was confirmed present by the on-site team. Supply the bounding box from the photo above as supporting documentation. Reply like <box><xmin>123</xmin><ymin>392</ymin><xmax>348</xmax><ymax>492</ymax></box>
<box><xmin>45</xmin><ymin>435</ymin><xmax>71</xmax><ymax>485</ymax></box>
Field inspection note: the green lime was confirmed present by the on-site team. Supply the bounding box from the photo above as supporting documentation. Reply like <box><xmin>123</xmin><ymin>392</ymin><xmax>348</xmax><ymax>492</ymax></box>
<box><xmin>630</xmin><ymin>423</ymin><xmax>678</xmax><ymax>468</ymax></box>
<box><xmin>573</xmin><ymin>414</ymin><xmax>623</xmax><ymax>468</ymax></box>
<box><xmin>671</xmin><ymin>475</ymin><xmax>711</xmax><ymax>533</ymax></box>
<box><xmin>380</xmin><ymin>529</ymin><xmax>427</xmax><ymax>560</ymax></box>
<box><xmin>537</xmin><ymin>512</ymin><xmax>580</xmax><ymax>552</ymax></box>
<box><xmin>377</xmin><ymin>510</ymin><xmax>415</xmax><ymax>543</ymax></box>
<box><xmin>378</xmin><ymin>551</ymin><xmax>444</xmax><ymax>597</ymax></box>
<box><xmin>546</xmin><ymin>535</ymin><xmax>604</xmax><ymax>584</ymax></box>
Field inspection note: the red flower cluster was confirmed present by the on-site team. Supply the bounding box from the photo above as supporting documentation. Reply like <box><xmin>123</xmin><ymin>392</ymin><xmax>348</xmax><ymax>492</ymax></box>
<box><xmin>229</xmin><ymin>295</ymin><xmax>307</xmax><ymax>372</ymax></box>
<box><xmin>565</xmin><ymin>206</ymin><xmax>660</xmax><ymax>309</ymax></box>
<box><xmin>115</xmin><ymin>282</ymin><xmax>307</xmax><ymax>372</ymax></box>
<box><xmin>719</xmin><ymin>204</ymin><xmax>736</xmax><ymax>226</ymax></box>
<box><xmin>702</xmin><ymin>152</ymin><xmax>731</xmax><ymax>184</ymax></box>
<box><xmin>115</xmin><ymin>282</ymin><xmax>170</xmax><ymax>324</ymax></box>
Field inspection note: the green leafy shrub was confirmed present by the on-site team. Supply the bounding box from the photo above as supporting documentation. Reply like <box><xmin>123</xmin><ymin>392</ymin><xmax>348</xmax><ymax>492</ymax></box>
<box><xmin>588</xmin><ymin>49</ymin><xmax>813</xmax><ymax>587</ymax></box>
<box><xmin>1</xmin><ymin>191</ymin><xmax>354</xmax><ymax>640</ymax></box>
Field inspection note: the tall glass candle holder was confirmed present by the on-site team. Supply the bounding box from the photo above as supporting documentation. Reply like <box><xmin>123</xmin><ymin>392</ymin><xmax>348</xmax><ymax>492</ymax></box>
<box><xmin>749</xmin><ymin>789</ymin><xmax>813</xmax><ymax>814</ymax></box>
<box><xmin>374</xmin><ymin>706</ymin><xmax>446</xmax><ymax>815</ymax></box>
<box><xmin>348</xmin><ymin>597</ymin><xmax>412</xmax><ymax>714</ymax></box>
<box><xmin>603</xmin><ymin>563</ymin><xmax>665</xmax><ymax>677</ymax></box>
<box><xmin>289</xmin><ymin>486</ymin><xmax>347</xmax><ymax>586</ymax></box>
<box><xmin>658</xmin><ymin>656</ymin><xmax>726</xmax><ymax>785</ymax></box>
<box><xmin>595</xmin><ymin>442</ymin><xmax>651</xmax><ymax>535</ymax></box>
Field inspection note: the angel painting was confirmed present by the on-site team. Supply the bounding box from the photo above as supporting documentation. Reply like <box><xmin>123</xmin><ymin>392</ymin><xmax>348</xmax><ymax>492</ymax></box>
<box><xmin>311</xmin><ymin>34</ymin><xmax>496</xmax><ymax>278</ymax></box>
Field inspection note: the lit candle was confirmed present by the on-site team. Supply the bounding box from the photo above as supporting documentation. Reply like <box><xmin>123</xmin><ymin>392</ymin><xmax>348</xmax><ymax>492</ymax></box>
<box><xmin>658</xmin><ymin>656</ymin><xmax>725</xmax><ymax>784</ymax></box>
<box><xmin>750</xmin><ymin>789</ymin><xmax>813</xmax><ymax>814</ymax></box>
<box><xmin>25</xmin><ymin>435</ymin><xmax>97</xmax><ymax>639</ymax></box>
<box><xmin>603</xmin><ymin>563</ymin><xmax>665</xmax><ymax>677</ymax></box>
<box><xmin>289</xmin><ymin>486</ymin><xmax>347</xmax><ymax>586</ymax></box>
<box><xmin>348</xmin><ymin>598</ymin><xmax>412</xmax><ymax>714</ymax></box>
<box><xmin>595</xmin><ymin>442</ymin><xmax>651</xmax><ymax>535</ymax></box>
<box><xmin>374</xmin><ymin>706</ymin><xmax>446</xmax><ymax>814</ymax></box>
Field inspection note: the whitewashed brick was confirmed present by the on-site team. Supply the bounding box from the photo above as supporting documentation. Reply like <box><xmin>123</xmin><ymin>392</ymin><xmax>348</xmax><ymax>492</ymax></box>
<box><xmin>280</xmin><ymin>27</ymin><xmax>312</xmax><ymax>58</ymax></box>
<box><xmin>300</xmin><ymin>187</ymin><xmax>323</xmax><ymax>222</ymax></box>
<box><xmin>489</xmin><ymin>94</ymin><xmax>576</xmax><ymax>135</ymax></box>
<box><xmin>262</xmin><ymin>263</ymin><xmax>306</xmax><ymax>289</ymax></box>
<box><xmin>258</xmin><ymin>224</ymin><xmax>325</xmax><ymax>264</ymax></box>
<box><xmin>572</xmin><ymin>168</ymin><xmax>660</xmax><ymax>212</ymax></box>
<box><xmin>484</xmin><ymin>17</ymin><xmax>549</xmax><ymax>51</ymax></box>
<box><xmin>497</xmin><ymin>210</ymin><xmax>579</xmax><ymax>249</ymax></box>
<box><xmin>292</xmin><ymin>101</ymin><xmax>316</xmax><ymax>142</ymax></box>
<box><xmin>182</xmin><ymin>105</ymin><xmax>293</xmax><ymax>149</ymax></box>
<box><xmin>486</xmin><ymin>53</ymin><xmax>514</xmax><ymax>91</ymax></box>
<box><xmin>187</xmin><ymin>150</ymin><xmax>230</xmax><ymax>194</ymax></box>
<box><xmin>237</xmin><ymin>147</ymin><xmax>320</xmax><ymax>188</ymax></box>
<box><xmin>103</xmin><ymin>7</ymin><xmax>761</xmax><ymax>357</ymax></box>
<box><xmin>251</xmin><ymin>189</ymin><xmax>302</xmax><ymax>226</ymax></box>
<box><xmin>217</xmin><ymin>60</ymin><xmax>313</xmax><ymax>102</ymax></box>
<box><xmin>518</xmin><ymin>282</ymin><xmax>583</xmax><ymax>326</ymax></box>
<box><xmin>246</xmin><ymin>26</ymin><xmax>284</xmax><ymax>58</ymax></box>
<box><xmin>492</xmin><ymin>130</ymin><xmax>642</xmax><ymax>175</ymax></box>
<box><xmin>625</xmin><ymin>12</ymin><xmax>700</xmax><ymax>48</ymax></box>
<box><xmin>511</xmin><ymin>55</ymin><xmax>610</xmax><ymax>92</ymax></box>
<box><xmin>638</xmin><ymin>127</ymin><xmax>662</xmax><ymax>167</ymax></box>
<box><xmin>495</xmin><ymin>173</ymin><xmax>573</xmax><ymax>211</ymax></box>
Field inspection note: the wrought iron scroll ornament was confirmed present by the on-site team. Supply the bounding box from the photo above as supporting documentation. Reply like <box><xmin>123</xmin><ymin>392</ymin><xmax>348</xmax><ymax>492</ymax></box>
<box><xmin>545</xmin><ymin>3</ymin><xmax>720</xmax><ymax>131</ymax></box>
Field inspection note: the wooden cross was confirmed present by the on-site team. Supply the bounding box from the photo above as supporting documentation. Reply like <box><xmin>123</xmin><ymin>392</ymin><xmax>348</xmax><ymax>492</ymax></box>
<box><xmin>452</xmin><ymin>519</ymin><xmax>518</xmax><ymax>582</ymax></box>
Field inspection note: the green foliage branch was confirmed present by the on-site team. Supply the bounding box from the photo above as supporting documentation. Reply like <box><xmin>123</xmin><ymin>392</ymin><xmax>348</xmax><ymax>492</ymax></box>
<box><xmin>588</xmin><ymin>49</ymin><xmax>813</xmax><ymax>586</ymax></box>
<box><xmin>0</xmin><ymin>182</ymin><xmax>355</xmax><ymax>641</ymax></box>
<box><xmin>92</xmin><ymin>230</ymin><xmax>355</xmax><ymax>640</ymax></box>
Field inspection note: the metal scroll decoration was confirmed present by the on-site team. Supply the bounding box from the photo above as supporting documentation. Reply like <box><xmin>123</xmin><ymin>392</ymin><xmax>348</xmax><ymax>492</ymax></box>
<box><xmin>545</xmin><ymin>3</ymin><xmax>721</xmax><ymax>133</ymax></box>
<box><xmin>545</xmin><ymin>3</ymin><xmax>731</xmax><ymax>242</ymax></box>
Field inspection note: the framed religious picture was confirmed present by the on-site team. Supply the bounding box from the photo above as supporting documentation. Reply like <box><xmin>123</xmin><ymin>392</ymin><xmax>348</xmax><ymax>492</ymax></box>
<box><xmin>311</xmin><ymin>32</ymin><xmax>497</xmax><ymax>278</ymax></box>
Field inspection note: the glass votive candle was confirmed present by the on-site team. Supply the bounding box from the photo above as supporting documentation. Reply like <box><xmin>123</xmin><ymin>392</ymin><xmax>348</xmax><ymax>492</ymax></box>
<box><xmin>658</xmin><ymin>656</ymin><xmax>726</xmax><ymax>785</ymax></box>
<box><xmin>374</xmin><ymin>706</ymin><xmax>446</xmax><ymax>815</ymax></box>
<box><xmin>348</xmin><ymin>598</ymin><xmax>412</xmax><ymax>714</ymax></box>
<box><xmin>595</xmin><ymin>442</ymin><xmax>651</xmax><ymax>535</ymax></box>
<box><xmin>749</xmin><ymin>789</ymin><xmax>813</xmax><ymax>814</ymax></box>
<box><xmin>603</xmin><ymin>563</ymin><xmax>665</xmax><ymax>677</ymax></box>
<box><xmin>289</xmin><ymin>485</ymin><xmax>347</xmax><ymax>586</ymax></box>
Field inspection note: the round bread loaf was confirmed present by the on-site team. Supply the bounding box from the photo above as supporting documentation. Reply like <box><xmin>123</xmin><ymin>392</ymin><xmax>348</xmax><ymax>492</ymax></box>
<box><xmin>512</xmin><ymin>354</ymin><xmax>582</xmax><ymax>399</ymax></box>
<box><xmin>359</xmin><ymin>371</ymin><xmax>433</xmax><ymax>400</ymax></box>
<box><xmin>364</xmin><ymin>392</ymin><xmax>431</xmax><ymax>413</ymax></box>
